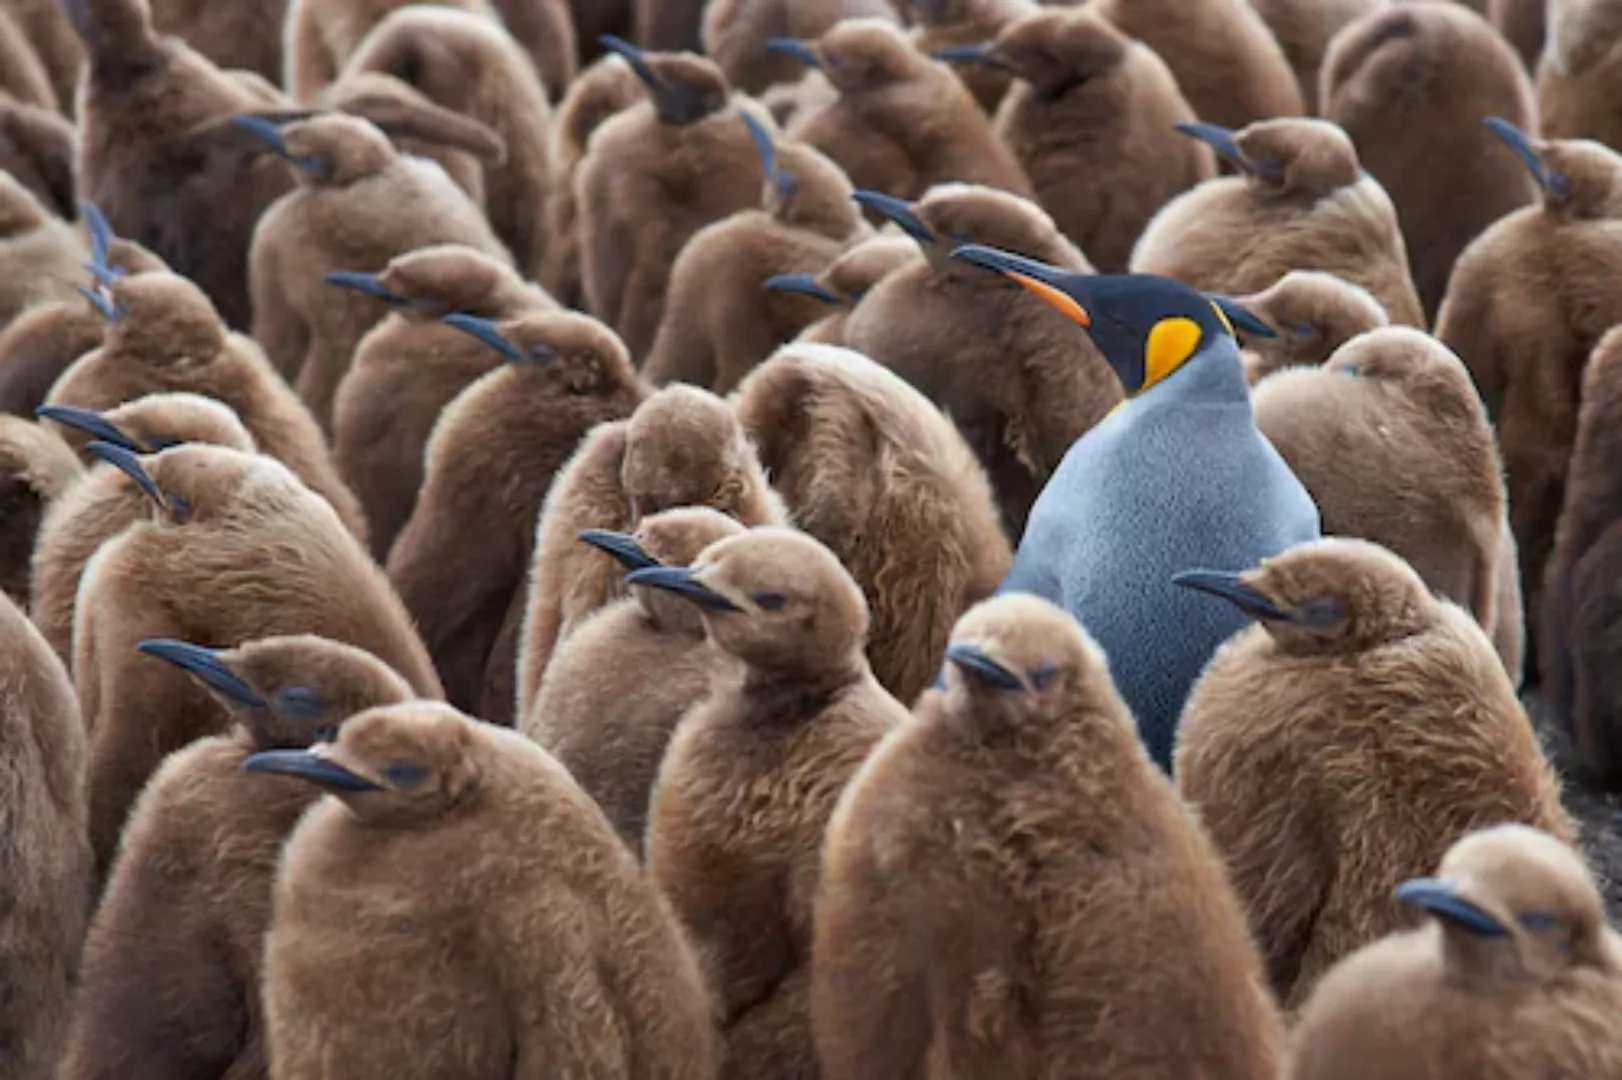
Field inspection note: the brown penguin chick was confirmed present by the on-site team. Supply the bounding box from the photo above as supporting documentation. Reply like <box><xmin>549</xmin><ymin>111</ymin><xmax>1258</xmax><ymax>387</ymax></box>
<box><xmin>0</xmin><ymin>7</ymin><xmax>56</xmax><ymax>110</ymax></box>
<box><xmin>573</xmin><ymin>0</ymin><xmax>634</xmax><ymax>58</ymax></box>
<box><xmin>44</xmin><ymin>270</ymin><xmax>369</xmax><ymax>544</ymax></box>
<box><xmin>1286</xmin><ymin>824</ymin><xmax>1622</xmax><ymax>1080</ymax></box>
<box><xmin>1233</xmin><ymin>270</ymin><xmax>1389</xmax><ymax>384</ymax></box>
<box><xmin>576</xmin><ymin>42</ymin><xmax>767</xmax><ymax>361</ymax></box>
<box><xmin>244</xmin><ymin>113</ymin><xmax>511</xmax><ymax>432</ymax></box>
<box><xmin>643</xmin><ymin>113</ymin><xmax>871</xmax><ymax>393</ymax></box>
<box><xmin>733</xmin><ymin>343</ymin><xmax>1012</xmax><ymax>703</ymax></box>
<box><xmin>73</xmin><ymin>443</ymin><xmax>441</xmax><ymax>877</ymax></box>
<box><xmin>0</xmin><ymin>297</ymin><xmax>104</xmax><ymax>418</ymax></box>
<box><xmin>260</xmin><ymin>701</ymin><xmax>719</xmax><ymax>1080</ymax></box>
<box><xmin>0</xmin><ymin>590</ymin><xmax>89</xmax><ymax>1080</ymax></box>
<box><xmin>1130</xmin><ymin>117</ymin><xmax>1426</xmax><ymax>328</ymax></box>
<box><xmin>146</xmin><ymin>0</ymin><xmax>288</xmax><ymax>84</ymax></box>
<box><xmin>0</xmin><ymin>0</ymin><xmax>82</xmax><ymax>114</ymax></box>
<box><xmin>1172</xmin><ymin>538</ymin><xmax>1574</xmax><ymax>1009</ymax></box>
<box><xmin>1542</xmin><ymin>325</ymin><xmax>1622</xmax><ymax>785</ymax></box>
<box><xmin>60</xmin><ymin>634</ymin><xmax>413</xmax><ymax>1080</ymax></box>
<box><xmin>0</xmin><ymin>91</ymin><xmax>76</xmax><ymax>219</ymax></box>
<box><xmin>1436</xmin><ymin>126</ymin><xmax>1622</xmax><ymax>677</ymax></box>
<box><xmin>1252</xmin><ymin>328</ymin><xmax>1522</xmax><ymax>677</ymax></box>
<box><xmin>0</xmin><ymin>170</ymin><xmax>87</xmax><ymax>329</ymax></box>
<box><xmin>387</xmin><ymin>311</ymin><xmax>648</xmax><ymax>724</ymax></box>
<box><xmin>537</xmin><ymin>53</ymin><xmax>645</xmax><ymax>308</ymax></box>
<box><xmin>1248</xmin><ymin>0</ymin><xmax>1383</xmax><ymax>113</ymax></box>
<box><xmin>642</xmin><ymin>527</ymin><xmax>911</xmax><ymax>1080</ymax></box>
<box><xmin>484</xmin><ymin>0</ymin><xmax>578</xmax><ymax>103</ymax></box>
<box><xmin>703</xmin><ymin>0</ymin><xmax>901</xmax><ymax>95</ymax></box>
<box><xmin>0</xmin><ymin>412</ymin><xmax>79</xmax><ymax>604</ymax></box>
<box><xmin>1538</xmin><ymin>0</ymin><xmax>1622</xmax><ymax>153</ymax></box>
<box><xmin>341</xmin><ymin>5</ymin><xmax>557</xmax><ymax>277</ymax></box>
<box><xmin>816</xmin><ymin>593</ymin><xmax>1284</xmax><ymax>1078</ymax></box>
<box><xmin>908</xmin><ymin>0</ymin><xmax>1031</xmax><ymax>114</ymax></box>
<box><xmin>1321</xmin><ymin>2</ymin><xmax>1538</xmax><ymax>320</ymax></box>
<box><xmin>788</xmin><ymin>232</ymin><xmax>917</xmax><ymax>344</ymax></box>
<box><xmin>972</xmin><ymin>4</ymin><xmax>1215</xmax><ymax>273</ymax></box>
<box><xmin>1496</xmin><ymin>0</ymin><xmax>1547</xmax><ymax>72</ymax></box>
<box><xmin>524</xmin><ymin>507</ymin><xmax>745</xmax><ymax>850</ymax></box>
<box><xmin>29</xmin><ymin>392</ymin><xmax>255</xmax><ymax>666</ymax></box>
<box><xmin>516</xmin><ymin>385</ymin><xmax>789</xmax><ymax>715</ymax></box>
<box><xmin>635</xmin><ymin>0</ymin><xmax>705</xmax><ymax>51</ymax></box>
<box><xmin>70</xmin><ymin>0</ymin><xmax>303</xmax><ymax>332</ymax></box>
<box><xmin>778</xmin><ymin>18</ymin><xmax>1035</xmax><ymax>206</ymax></box>
<box><xmin>1092</xmin><ymin>0</ymin><xmax>1302</xmax><ymax>130</ymax></box>
<box><xmin>839</xmin><ymin>183</ymin><xmax>1119</xmax><ymax>535</ymax></box>
<box><xmin>330</xmin><ymin>245</ymin><xmax>558</xmax><ymax>561</ymax></box>
<box><xmin>281</xmin><ymin>0</ymin><xmax>491</xmax><ymax>104</ymax></box>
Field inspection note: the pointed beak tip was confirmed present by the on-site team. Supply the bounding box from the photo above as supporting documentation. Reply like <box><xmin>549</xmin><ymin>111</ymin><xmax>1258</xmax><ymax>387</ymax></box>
<box><xmin>945</xmin><ymin>643</ymin><xmax>1024</xmax><ymax>691</ymax></box>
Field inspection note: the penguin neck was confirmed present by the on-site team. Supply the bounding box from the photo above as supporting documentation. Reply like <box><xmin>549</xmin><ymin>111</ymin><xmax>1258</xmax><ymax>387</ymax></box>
<box><xmin>1129</xmin><ymin>340</ymin><xmax>1252</xmax><ymax>414</ymax></box>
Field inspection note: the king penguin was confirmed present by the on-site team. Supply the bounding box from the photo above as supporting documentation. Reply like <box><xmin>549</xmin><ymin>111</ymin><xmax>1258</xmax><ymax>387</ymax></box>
<box><xmin>952</xmin><ymin>245</ymin><xmax>1320</xmax><ymax>768</ymax></box>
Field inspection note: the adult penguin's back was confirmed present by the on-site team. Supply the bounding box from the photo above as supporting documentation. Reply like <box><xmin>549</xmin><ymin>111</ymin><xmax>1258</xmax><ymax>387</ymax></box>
<box><xmin>954</xmin><ymin>249</ymin><xmax>1320</xmax><ymax>766</ymax></box>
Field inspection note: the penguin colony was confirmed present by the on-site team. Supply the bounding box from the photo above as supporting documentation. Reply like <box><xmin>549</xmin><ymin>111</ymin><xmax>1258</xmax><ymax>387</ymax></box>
<box><xmin>7</xmin><ymin>1</ymin><xmax>1622</xmax><ymax>1077</ymax></box>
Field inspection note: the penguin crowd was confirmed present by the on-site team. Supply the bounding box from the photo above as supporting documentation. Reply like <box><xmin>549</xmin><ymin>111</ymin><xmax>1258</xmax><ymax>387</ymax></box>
<box><xmin>6</xmin><ymin>0</ymin><xmax>1622</xmax><ymax>1077</ymax></box>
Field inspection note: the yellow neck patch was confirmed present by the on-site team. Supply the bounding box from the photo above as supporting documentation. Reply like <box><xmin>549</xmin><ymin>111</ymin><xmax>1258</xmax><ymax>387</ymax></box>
<box><xmin>1141</xmin><ymin>316</ymin><xmax>1203</xmax><ymax>392</ymax></box>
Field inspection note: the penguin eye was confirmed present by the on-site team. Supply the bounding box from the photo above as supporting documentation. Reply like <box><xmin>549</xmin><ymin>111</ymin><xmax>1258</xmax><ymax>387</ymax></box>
<box><xmin>1297</xmin><ymin>597</ymin><xmax>1345</xmax><ymax>630</ymax></box>
<box><xmin>381</xmin><ymin>762</ymin><xmax>427</xmax><ymax>789</ymax></box>
<box><xmin>754</xmin><ymin>592</ymin><xmax>787</xmax><ymax>611</ymax></box>
<box><xmin>1288</xmin><ymin>321</ymin><xmax>1319</xmax><ymax>340</ymax></box>
<box><xmin>275</xmin><ymin>687</ymin><xmax>326</xmax><ymax>718</ymax></box>
<box><xmin>1519</xmin><ymin>911</ymin><xmax>1560</xmax><ymax>932</ymax></box>
<box><xmin>166</xmin><ymin>494</ymin><xmax>193</xmax><ymax>522</ymax></box>
<box><xmin>1028</xmin><ymin>664</ymin><xmax>1058</xmax><ymax>690</ymax></box>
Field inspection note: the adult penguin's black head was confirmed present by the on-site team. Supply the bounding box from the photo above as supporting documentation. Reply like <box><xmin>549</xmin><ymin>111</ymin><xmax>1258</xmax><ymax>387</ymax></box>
<box><xmin>950</xmin><ymin>244</ymin><xmax>1275</xmax><ymax>393</ymax></box>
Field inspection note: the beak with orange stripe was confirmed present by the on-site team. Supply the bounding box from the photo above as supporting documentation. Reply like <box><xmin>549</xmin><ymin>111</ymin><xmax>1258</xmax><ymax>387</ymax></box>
<box><xmin>949</xmin><ymin>244</ymin><xmax>1276</xmax><ymax>394</ymax></box>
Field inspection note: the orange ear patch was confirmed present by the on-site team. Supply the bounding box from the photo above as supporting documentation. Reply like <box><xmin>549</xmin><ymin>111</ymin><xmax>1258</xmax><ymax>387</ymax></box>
<box><xmin>1008</xmin><ymin>272</ymin><xmax>1091</xmax><ymax>326</ymax></box>
<box><xmin>1142</xmin><ymin>317</ymin><xmax>1202</xmax><ymax>391</ymax></box>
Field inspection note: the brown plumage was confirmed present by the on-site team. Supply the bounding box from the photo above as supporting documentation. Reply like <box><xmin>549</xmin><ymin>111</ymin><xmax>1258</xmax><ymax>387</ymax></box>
<box><xmin>703</xmin><ymin>0</ymin><xmax>901</xmax><ymax>95</ymax></box>
<box><xmin>1436</xmin><ymin>127</ymin><xmax>1622</xmax><ymax>678</ymax></box>
<box><xmin>147</xmin><ymin>0</ymin><xmax>288</xmax><ymax>84</ymax></box>
<box><xmin>643</xmin><ymin>113</ymin><xmax>870</xmax><ymax>392</ymax></box>
<box><xmin>734</xmin><ymin>342</ymin><xmax>1012</xmax><ymax>704</ymax></box>
<box><xmin>0</xmin><ymin>0</ymin><xmax>82</xmax><ymax>113</ymax></box>
<box><xmin>840</xmin><ymin>183</ymin><xmax>1119</xmax><ymax>535</ymax></box>
<box><xmin>0</xmin><ymin>169</ymin><xmax>86</xmax><ymax>329</ymax></box>
<box><xmin>1321</xmin><ymin>2</ymin><xmax>1538</xmax><ymax>319</ymax></box>
<box><xmin>524</xmin><ymin>507</ymin><xmax>745</xmax><ymax>850</ymax></box>
<box><xmin>976</xmin><ymin>4</ymin><xmax>1214</xmax><ymax>272</ymax></box>
<box><xmin>245</xmin><ymin>113</ymin><xmax>510</xmax><ymax>433</ymax></box>
<box><xmin>781</xmin><ymin>18</ymin><xmax>1034</xmax><ymax>205</ymax></box>
<box><xmin>538</xmin><ymin>53</ymin><xmax>645</xmax><ymax>308</ymax></box>
<box><xmin>635</xmin><ymin>0</ymin><xmax>705</xmax><ymax>51</ymax></box>
<box><xmin>73</xmin><ymin>443</ymin><xmax>440</xmax><ymax>878</ymax></box>
<box><xmin>60</xmin><ymin>634</ymin><xmax>413</xmax><ymax>1080</ymax></box>
<box><xmin>0</xmin><ymin>589</ymin><xmax>88</xmax><ymax>1080</ymax></box>
<box><xmin>816</xmin><ymin>593</ymin><xmax>1284</xmax><ymax>1078</ymax></box>
<box><xmin>576</xmin><ymin>45</ymin><xmax>766</xmax><ymax>360</ymax></box>
<box><xmin>1131</xmin><ymin>117</ymin><xmax>1425</xmax><ymax>327</ymax></box>
<box><xmin>1542</xmin><ymin>326</ymin><xmax>1622</xmax><ymax>785</ymax></box>
<box><xmin>1248</xmin><ymin>0</ymin><xmax>1382</xmax><ymax>112</ymax></box>
<box><xmin>342</xmin><ymin>6</ymin><xmax>556</xmax><ymax>277</ymax></box>
<box><xmin>1093</xmin><ymin>0</ymin><xmax>1302</xmax><ymax>129</ymax></box>
<box><xmin>1538</xmin><ymin>0</ymin><xmax>1622</xmax><ymax>152</ymax></box>
<box><xmin>1286</xmin><ymin>824</ymin><xmax>1622</xmax><ymax>1080</ymax></box>
<box><xmin>572</xmin><ymin>0</ymin><xmax>633</xmax><ymax>60</ymax></box>
<box><xmin>0</xmin><ymin>7</ymin><xmax>56</xmax><ymax>110</ymax></box>
<box><xmin>1252</xmin><ymin>328</ymin><xmax>1521</xmax><ymax>677</ymax></box>
<box><xmin>516</xmin><ymin>384</ymin><xmax>789</xmax><ymax>716</ymax></box>
<box><xmin>1496</xmin><ymin>0</ymin><xmax>1547</xmax><ymax>72</ymax></box>
<box><xmin>331</xmin><ymin>244</ymin><xmax>557</xmax><ymax>561</ymax></box>
<box><xmin>281</xmin><ymin>0</ymin><xmax>491</xmax><ymax>104</ymax></box>
<box><xmin>0</xmin><ymin>91</ymin><xmax>76</xmax><ymax>219</ymax></box>
<box><xmin>0</xmin><ymin>297</ymin><xmax>104</xmax><ymax>418</ymax></box>
<box><xmin>387</xmin><ymin>311</ymin><xmax>646</xmax><ymax>725</ymax></box>
<box><xmin>790</xmin><ymin>232</ymin><xmax>917</xmax><ymax>345</ymax></box>
<box><xmin>644</xmin><ymin>526</ymin><xmax>910</xmax><ymax>1080</ymax></box>
<box><xmin>1174</xmin><ymin>538</ymin><xmax>1573</xmax><ymax>1009</ymax></box>
<box><xmin>262</xmin><ymin>701</ymin><xmax>718</xmax><ymax>1079</ymax></box>
<box><xmin>44</xmin><ymin>270</ymin><xmax>368</xmax><ymax>544</ymax></box>
<box><xmin>71</xmin><ymin>0</ymin><xmax>300</xmax><ymax>330</ymax></box>
<box><xmin>486</xmin><ymin>0</ymin><xmax>578</xmax><ymax>103</ymax></box>
<box><xmin>907</xmin><ymin>0</ymin><xmax>1031</xmax><ymax>114</ymax></box>
<box><xmin>0</xmin><ymin>413</ymin><xmax>78</xmax><ymax>604</ymax></box>
<box><xmin>1232</xmin><ymin>270</ymin><xmax>1389</xmax><ymax>384</ymax></box>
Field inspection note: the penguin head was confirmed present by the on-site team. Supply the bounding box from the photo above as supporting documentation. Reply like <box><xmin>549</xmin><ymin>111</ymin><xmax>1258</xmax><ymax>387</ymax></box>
<box><xmin>938</xmin><ymin>8</ymin><xmax>1130</xmax><ymax>100</ymax></box>
<box><xmin>768</xmin><ymin>20</ymin><xmax>928</xmax><ymax>96</ymax></box>
<box><xmin>862</xmin><ymin>185</ymin><xmax>1078</xmax><ymax>279</ymax></box>
<box><xmin>951</xmin><ymin>244</ymin><xmax>1270</xmax><ymax>393</ymax></box>
<box><xmin>622</xmin><ymin>386</ymin><xmax>757</xmax><ymax>519</ymax></box>
<box><xmin>1485</xmin><ymin>116</ymin><xmax>1622</xmax><ymax>219</ymax></box>
<box><xmin>1234</xmin><ymin>271</ymin><xmax>1389</xmax><ymax>384</ymax></box>
<box><xmin>99</xmin><ymin>272</ymin><xmax>228</xmax><ymax>366</ymax></box>
<box><xmin>625</xmin><ymin>527</ymin><xmax>870</xmax><ymax>675</ymax></box>
<box><xmin>443</xmin><ymin>311</ymin><xmax>642</xmax><ymax>407</ymax></box>
<box><xmin>234</xmin><ymin>113</ymin><xmax>396</xmax><ymax>186</ymax></box>
<box><xmin>81</xmin><ymin>441</ymin><xmax>274</xmax><ymax>526</ymax></box>
<box><xmin>243</xmin><ymin>702</ymin><xmax>483</xmax><ymax>825</ymax></box>
<box><xmin>355</xmin><ymin>244</ymin><xmax>524</xmax><ymax>320</ymax></box>
<box><xmin>1321</xmin><ymin>327</ymin><xmax>1484</xmax><ymax>429</ymax></box>
<box><xmin>598</xmin><ymin>36</ymin><xmax>731</xmax><ymax>126</ymax></box>
<box><xmin>1396</xmin><ymin>825</ymin><xmax>1609</xmax><ymax>983</ymax></box>
<box><xmin>581</xmin><ymin>507</ymin><xmax>746</xmax><ymax>633</ymax></box>
<box><xmin>740</xmin><ymin>110</ymin><xmax>859</xmax><ymax>233</ymax></box>
<box><xmin>1174</xmin><ymin>118</ymin><xmax>1361</xmax><ymax>198</ymax></box>
<box><xmin>1173</xmin><ymin>538</ymin><xmax>1435</xmax><ymax>656</ymax></box>
<box><xmin>40</xmin><ymin>393</ymin><xmax>253</xmax><ymax>459</ymax></box>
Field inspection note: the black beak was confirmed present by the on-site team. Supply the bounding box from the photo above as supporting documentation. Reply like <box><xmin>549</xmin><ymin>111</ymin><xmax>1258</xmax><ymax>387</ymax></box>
<box><xmin>232</xmin><ymin>115</ymin><xmax>328</xmax><ymax>177</ymax></box>
<box><xmin>763</xmin><ymin>273</ymin><xmax>842</xmax><ymax>305</ymax></box>
<box><xmin>932</xmin><ymin>43</ymin><xmax>1014</xmax><ymax>72</ymax></box>
<box><xmin>84</xmin><ymin>439</ymin><xmax>165</xmax><ymax>508</ymax></box>
<box><xmin>137</xmin><ymin>639</ymin><xmax>266</xmax><ymax>708</ymax></box>
<box><xmin>599</xmin><ymin>34</ymin><xmax>665</xmax><ymax>92</ymax></box>
<box><xmin>623</xmin><ymin>566</ymin><xmax>742</xmax><ymax>612</ymax></box>
<box><xmin>1485</xmin><ymin>116</ymin><xmax>1571</xmax><ymax>201</ymax></box>
<box><xmin>1208</xmin><ymin>295</ymin><xmax>1278</xmax><ymax>339</ymax></box>
<box><xmin>945</xmin><ymin>643</ymin><xmax>1024</xmax><ymax>690</ymax></box>
<box><xmin>241</xmin><ymin>749</ymin><xmax>383</xmax><ymax>792</ymax></box>
<box><xmin>851</xmin><ymin>191</ymin><xmax>936</xmax><ymax>244</ymax></box>
<box><xmin>1171</xmin><ymin>570</ymin><xmax>1294</xmax><ymax>623</ymax></box>
<box><xmin>442</xmin><ymin>314</ymin><xmax>532</xmax><ymax>363</ymax></box>
<box><xmin>1394</xmin><ymin>878</ymin><xmax>1510</xmax><ymax>938</ymax></box>
<box><xmin>1174</xmin><ymin>121</ymin><xmax>1250</xmax><ymax>171</ymax></box>
<box><xmin>578</xmin><ymin>529</ymin><xmax>660</xmax><ymax>572</ymax></box>
<box><xmin>741</xmin><ymin>110</ymin><xmax>797</xmax><ymax>201</ymax></box>
<box><xmin>75</xmin><ymin>284</ymin><xmax>121</xmax><ymax>322</ymax></box>
<box><xmin>36</xmin><ymin>404</ymin><xmax>144</xmax><ymax>452</ymax></box>
<box><xmin>324</xmin><ymin>271</ymin><xmax>409</xmax><ymax>306</ymax></box>
<box><xmin>765</xmin><ymin>38</ymin><xmax>822</xmax><ymax>69</ymax></box>
<box><xmin>81</xmin><ymin>200</ymin><xmax>117</xmax><ymax>267</ymax></box>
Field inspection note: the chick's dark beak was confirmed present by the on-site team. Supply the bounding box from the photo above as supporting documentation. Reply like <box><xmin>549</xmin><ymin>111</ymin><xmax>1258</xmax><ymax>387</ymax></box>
<box><xmin>765</xmin><ymin>38</ymin><xmax>822</xmax><ymax>69</ymax></box>
<box><xmin>933</xmin><ymin>44</ymin><xmax>1014</xmax><ymax>72</ymax></box>
<box><xmin>578</xmin><ymin>530</ymin><xmax>660</xmax><ymax>572</ymax></box>
<box><xmin>1171</xmin><ymin>570</ymin><xmax>1293</xmax><ymax>623</ymax></box>
<box><xmin>241</xmin><ymin>749</ymin><xmax>383</xmax><ymax>792</ymax></box>
<box><xmin>851</xmin><ymin>191</ymin><xmax>936</xmax><ymax>244</ymax></box>
<box><xmin>946</xmin><ymin>643</ymin><xmax>1025</xmax><ymax>691</ymax></box>
<box><xmin>36</xmin><ymin>404</ymin><xmax>144</xmax><ymax>452</ymax></box>
<box><xmin>763</xmin><ymin>273</ymin><xmax>842</xmax><ymax>305</ymax></box>
<box><xmin>137</xmin><ymin>639</ymin><xmax>266</xmax><ymax>708</ymax></box>
<box><xmin>1485</xmin><ymin>116</ymin><xmax>1571</xmax><ymax>200</ymax></box>
<box><xmin>1394</xmin><ymin>878</ymin><xmax>1511</xmax><ymax>938</ymax></box>
<box><xmin>324</xmin><ymin>271</ymin><xmax>409</xmax><ymax>306</ymax></box>
<box><xmin>623</xmin><ymin>566</ymin><xmax>742</xmax><ymax>612</ymax></box>
<box><xmin>442</xmin><ymin>314</ymin><xmax>525</xmax><ymax>363</ymax></box>
<box><xmin>85</xmin><ymin>440</ymin><xmax>164</xmax><ymax>508</ymax></box>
